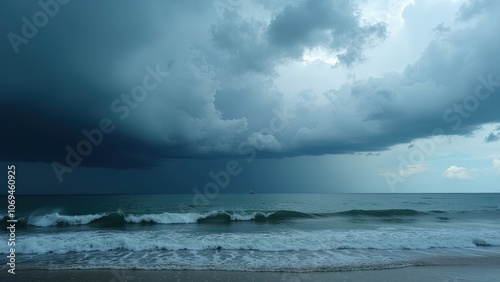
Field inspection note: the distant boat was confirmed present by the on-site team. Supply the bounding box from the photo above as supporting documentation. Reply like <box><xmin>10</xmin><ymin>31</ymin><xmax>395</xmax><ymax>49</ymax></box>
<box><xmin>249</xmin><ymin>190</ymin><xmax>255</xmax><ymax>194</ymax></box>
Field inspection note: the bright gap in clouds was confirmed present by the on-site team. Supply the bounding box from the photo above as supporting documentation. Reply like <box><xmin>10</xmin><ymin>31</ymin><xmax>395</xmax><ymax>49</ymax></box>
<box><xmin>300</xmin><ymin>1</ymin><xmax>418</xmax><ymax>67</ymax></box>
<box><xmin>361</xmin><ymin>0</ymin><xmax>415</xmax><ymax>31</ymax></box>
<box><xmin>302</xmin><ymin>47</ymin><xmax>339</xmax><ymax>65</ymax></box>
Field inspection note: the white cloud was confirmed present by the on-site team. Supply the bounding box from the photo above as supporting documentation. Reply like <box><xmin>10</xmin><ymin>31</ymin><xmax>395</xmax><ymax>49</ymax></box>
<box><xmin>361</xmin><ymin>0</ymin><xmax>415</xmax><ymax>31</ymax></box>
<box><xmin>493</xmin><ymin>159</ymin><xmax>500</xmax><ymax>173</ymax></box>
<box><xmin>442</xmin><ymin>159</ymin><xmax>500</xmax><ymax>180</ymax></box>
<box><xmin>443</xmin><ymin>166</ymin><xmax>472</xmax><ymax>180</ymax></box>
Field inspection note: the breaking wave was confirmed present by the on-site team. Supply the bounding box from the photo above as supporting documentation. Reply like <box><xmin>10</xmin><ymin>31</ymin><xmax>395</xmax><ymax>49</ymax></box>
<box><xmin>1</xmin><ymin>209</ymin><xmax>455</xmax><ymax>227</ymax></box>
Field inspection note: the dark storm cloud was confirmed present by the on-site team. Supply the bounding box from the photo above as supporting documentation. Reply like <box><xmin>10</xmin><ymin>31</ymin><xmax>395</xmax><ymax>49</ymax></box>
<box><xmin>0</xmin><ymin>0</ymin><xmax>247</xmax><ymax>169</ymax></box>
<box><xmin>211</xmin><ymin>0</ymin><xmax>387</xmax><ymax>72</ymax></box>
<box><xmin>1</xmin><ymin>0</ymin><xmax>500</xmax><ymax>172</ymax></box>
<box><xmin>266</xmin><ymin>0</ymin><xmax>387</xmax><ymax>65</ymax></box>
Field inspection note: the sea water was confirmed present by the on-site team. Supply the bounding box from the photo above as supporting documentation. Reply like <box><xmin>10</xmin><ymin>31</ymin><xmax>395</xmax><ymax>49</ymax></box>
<box><xmin>1</xmin><ymin>193</ymin><xmax>500</xmax><ymax>272</ymax></box>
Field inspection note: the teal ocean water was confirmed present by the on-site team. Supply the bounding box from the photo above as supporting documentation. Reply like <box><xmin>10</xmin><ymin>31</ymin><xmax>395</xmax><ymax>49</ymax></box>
<box><xmin>2</xmin><ymin>193</ymin><xmax>500</xmax><ymax>272</ymax></box>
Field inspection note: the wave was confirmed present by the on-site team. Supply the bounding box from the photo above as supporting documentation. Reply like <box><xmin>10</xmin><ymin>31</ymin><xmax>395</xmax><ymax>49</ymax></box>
<box><xmin>3</xmin><ymin>208</ymin><xmax>484</xmax><ymax>228</ymax></box>
<box><xmin>9</xmin><ymin>228</ymin><xmax>500</xmax><ymax>255</ymax></box>
<box><xmin>1</xmin><ymin>210</ymin><xmax>318</xmax><ymax>227</ymax></box>
<box><xmin>334</xmin><ymin>209</ymin><xmax>425</xmax><ymax>217</ymax></box>
<box><xmin>27</xmin><ymin>213</ymin><xmax>109</xmax><ymax>227</ymax></box>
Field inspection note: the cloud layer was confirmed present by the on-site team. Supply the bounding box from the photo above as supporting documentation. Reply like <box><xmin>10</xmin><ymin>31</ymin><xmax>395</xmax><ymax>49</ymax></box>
<box><xmin>443</xmin><ymin>166</ymin><xmax>473</xmax><ymax>180</ymax></box>
<box><xmin>1</xmin><ymin>0</ymin><xmax>500</xmax><ymax>170</ymax></box>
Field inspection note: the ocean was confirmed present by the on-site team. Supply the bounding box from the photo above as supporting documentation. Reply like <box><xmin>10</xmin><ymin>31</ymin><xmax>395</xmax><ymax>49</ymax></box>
<box><xmin>2</xmin><ymin>193</ymin><xmax>500</xmax><ymax>272</ymax></box>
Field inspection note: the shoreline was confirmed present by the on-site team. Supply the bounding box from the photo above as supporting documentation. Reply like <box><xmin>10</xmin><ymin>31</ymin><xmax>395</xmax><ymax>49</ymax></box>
<box><xmin>2</xmin><ymin>265</ymin><xmax>500</xmax><ymax>282</ymax></box>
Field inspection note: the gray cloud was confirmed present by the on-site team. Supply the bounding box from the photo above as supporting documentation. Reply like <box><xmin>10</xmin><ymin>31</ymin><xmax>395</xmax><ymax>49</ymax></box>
<box><xmin>456</xmin><ymin>0</ymin><xmax>496</xmax><ymax>21</ymax></box>
<box><xmin>266</xmin><ymin>0</ymin><xmax>387</xmax><ymax>65</ymax></box>
<box><xmin>484</xmin><ymin>132</ymin><xmax>500</xmax><ymax>143</ymax></box>
<box><xmin>278</xmin><ymin>0</ymin><xmax>500</xmax><ymax>156</ymax></box>
<box><xmin>0</xmin><ymin>0</ymin><xmax>248</xmax><ymax>168</ymax></box>
<box><xmin>1</xmin><ymin>0</ymin><xmax>500</xmax><ymax>171</ymax></box>
<box><xmin>211</xmin><ymin>0</ymin><xmax>388</xmax><ymax>73</ymax></box>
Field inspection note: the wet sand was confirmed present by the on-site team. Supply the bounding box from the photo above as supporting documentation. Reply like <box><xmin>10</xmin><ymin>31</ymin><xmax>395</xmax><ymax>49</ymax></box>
<box><xmin>2</xmin><ymin>264</ymin><xmax>499</xmax><ymax>282</ymax></box>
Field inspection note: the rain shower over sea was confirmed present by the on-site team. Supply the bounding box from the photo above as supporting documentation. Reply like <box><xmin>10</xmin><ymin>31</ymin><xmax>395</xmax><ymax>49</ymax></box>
<box><xmin>2</xmin><ymin>193</ymin><xmax>500</xmax><ymax>272</ymax></box>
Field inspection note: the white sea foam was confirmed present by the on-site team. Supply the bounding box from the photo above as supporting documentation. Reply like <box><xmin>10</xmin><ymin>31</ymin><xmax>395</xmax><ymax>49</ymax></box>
<box><xmin>124</xmin><ymin>212</ymin><xmax>201</xmax><ymax>224</ymax></box>
<box><xmin>10</xmin><ymin>227</ymin><xmax>500</xmax><ymax>255</ymax></box>
<box><xmin>20</xmin><ymin>208</ymin><xmax>496</xmax><ymax>227</ymax></box>
<box><xmin>27</xmin><ymin>212</ymin><xmax>107</xmax><ymax>227</ymax></box>
<box><xmin>123</xmin><ymin>210</ymin><xmax>262</xmax><ymax>223</ymax></box>
<box><xmin>21</xmin><ymin>210</ymin><xmax>277</xmax><ymax>226</ymax></box>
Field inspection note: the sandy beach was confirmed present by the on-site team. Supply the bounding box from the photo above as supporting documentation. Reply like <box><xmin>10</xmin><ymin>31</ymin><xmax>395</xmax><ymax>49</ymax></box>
<box><xmin>3</xmin><ymin>264</ymin><xmax>500</xmax><ymax>282</ymax></box>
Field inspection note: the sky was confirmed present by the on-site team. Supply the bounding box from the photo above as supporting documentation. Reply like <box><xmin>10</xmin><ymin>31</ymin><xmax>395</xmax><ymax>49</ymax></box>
<box><xmin>1</xmin><ymin>0</ymin><xmax>499</xmax><ymax>194</ymax></box>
